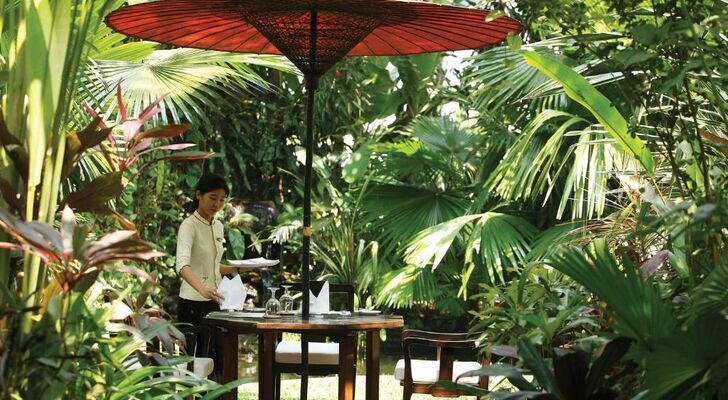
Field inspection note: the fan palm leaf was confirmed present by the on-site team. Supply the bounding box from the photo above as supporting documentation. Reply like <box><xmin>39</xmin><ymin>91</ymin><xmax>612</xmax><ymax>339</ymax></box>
<box><xmin>404</xmin><ymin>211</ymin><xmax>537</xmax><ymax>285</ymax></box>
<box><xmin>527</xmin><ymin>221</ymin><xmax>588</xmax><ymax>261</ymax></box>
<box><xmin>464</xmin><ymin>35</ymin><xmax>623</xmax><ymax>115</ymax></box>
<box><xmin>406</xmin><ymin>116</ymin><xmax>478</xmax><ymax>165</ymax></box>
<box><xmin>80</xmin><ymin>48</ymin><xmax>295</xmax><ymax>125</ymax></box>
<box><xmin>548</xmin><ymin>245</ymin><xmax>678</xmax><ymax>344</ymax></box>
<box><xmin>375</xmin><ymin>263</ymin><xmax>465</xmax><ymax>314</ymax></box>
<box><xmin>369</xmin><ymin>140</ymin><xmax>466</xmax><ymax>187</ymax></box>
<box><xmin>486</xmin><ymin>109</ymin><xmax>624</xmax><ymax>220</ymax></box>
<box><xmin>363</xmin><ymin>184</ymin><xmax>469</xmax><ymax>250</ymax></box>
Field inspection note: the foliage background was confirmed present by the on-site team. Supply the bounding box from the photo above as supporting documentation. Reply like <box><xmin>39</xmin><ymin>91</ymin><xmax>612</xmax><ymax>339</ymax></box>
<box><xmin>0</xmin><ymin>0</ymin><xmax>726</xmax><ymax>398</ymax></box>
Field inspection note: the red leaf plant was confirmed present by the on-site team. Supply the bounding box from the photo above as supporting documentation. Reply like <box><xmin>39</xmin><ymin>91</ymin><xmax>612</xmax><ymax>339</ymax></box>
<box><xmin>84</xmin><ymin>83</ymin><xmax>213</xmax><ymax>175</ymax></box>
<box><xmin>0</xmin><ymin>206</ymin><xmax>164</xmax><ymax>293</ymax></box>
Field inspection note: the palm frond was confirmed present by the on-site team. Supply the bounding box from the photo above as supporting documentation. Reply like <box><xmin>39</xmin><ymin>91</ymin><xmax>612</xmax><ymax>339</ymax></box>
<box><xmin>88</xmin><ymin>23</ymin><xmax>157</xmax><ymax>62</ymax></box>
<box><xmin>363</xmin><ymin>183</ymin><xmax>469</xmax><ymax>250</ymax></box>
<box><xmin>549</xmin><ymin>246</ymin><xmax>678</xmax><ymax>344</ymax></box>
<box><xmin>80</xmin><ymin>48</ymin><xmax>294</xmax><ymax>124</ymax></box>
<box><xmin>375</xmin><ymin>263</ymin><xmax>465</xmax><ymax>315</ymax></box>
<box><xmin>688</xmin><ymin>256</ymin><xmax>728</xmax><ymax>322</ymax></box>
<box><xmin>527</xmin><ymin>221</ymin><xmax>587</xmax><ymax>261</ymax></box>
<box><xmin>465</xmin><ymin>44</ymin><xmax>560</xmax><ymax>113</ymax></box>
<box><xmin>404</xmin><ymin>212</ymin><xmax>536</xmax><ymax>285</ymax></box>
<box><xmin>405</xmin><ymin>116</ymin><xmax>479</xmax><ymax>164</ymax></box>
<box><xmin>370</xmin><ymin>140</ymin><xmax>465</xmax><ymax>186</ymax></box>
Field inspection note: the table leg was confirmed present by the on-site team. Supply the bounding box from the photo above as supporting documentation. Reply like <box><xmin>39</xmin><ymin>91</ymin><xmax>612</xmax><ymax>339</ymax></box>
<box><xmin>258</xmin><ymin>332</ymin><xmax>275</xmax><ymax>400</ymax></box>
<box><xmin>338</xmin><ymin>333</ymin><xmax>357</xmax><ymax>400</ymax></box>
<box><xmin>221</xmin><ymin>331</ymin><xmax>238</xmax><ymax>400</ymax></box>
<box><xmin>365</xmin><ymin>330</ymin><xmax>380</xmax><ymax>400</ymax></box>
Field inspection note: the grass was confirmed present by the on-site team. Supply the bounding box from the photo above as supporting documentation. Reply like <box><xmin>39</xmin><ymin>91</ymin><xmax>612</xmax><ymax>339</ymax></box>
<box><xmin>237</xmin><ymin>374</ymin><xmax>483</xmax><ymax>400</ymax></box>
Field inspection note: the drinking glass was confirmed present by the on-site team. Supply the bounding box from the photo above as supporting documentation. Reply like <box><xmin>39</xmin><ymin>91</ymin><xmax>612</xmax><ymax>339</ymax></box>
<box><xmin>265</xmin><ymin>287</ymin><xmax>280</xmax><ymax>315</ymax></box>
<box><xmin>279</xmin><ymin>285</ymin><xmax>293</xmax><ymax>312</ymax></box>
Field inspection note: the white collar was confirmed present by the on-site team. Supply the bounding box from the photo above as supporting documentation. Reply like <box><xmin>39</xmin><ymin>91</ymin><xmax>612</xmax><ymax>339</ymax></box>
<box><xmin>192</xmin><ymin>211</ymin><xmax>214</xmax><ymax>226</ymax></box>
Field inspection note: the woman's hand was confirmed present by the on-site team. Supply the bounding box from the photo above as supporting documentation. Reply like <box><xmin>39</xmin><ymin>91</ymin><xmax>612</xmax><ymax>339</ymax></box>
<box><xmin>179</xmin><ymin>266</ymin><xmax>226</xmax><ymax>304</ymax></box>
<box><xmin>201</xmin><ymin>287</ymin><xmax>225</xmax><ymax>304</ymax></box>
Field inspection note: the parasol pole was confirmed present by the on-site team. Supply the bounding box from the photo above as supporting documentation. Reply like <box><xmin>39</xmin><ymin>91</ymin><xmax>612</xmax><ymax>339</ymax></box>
<box><xmin>300</xmin><ymin>72</ymin><xmax>316</xmax><ymax>400</ymax></box>
<box><xmin>300</xmin><ymin>7</ymin><xmax>319</xmax><ymax>399</ymax></box>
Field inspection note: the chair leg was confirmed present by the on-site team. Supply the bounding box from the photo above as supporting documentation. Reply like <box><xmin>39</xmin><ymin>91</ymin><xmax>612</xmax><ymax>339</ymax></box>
<box><xmin>274</xmin><ymin>371</ymin><xmax>281</xmax><ymax>400</ymax></box>
<box><xmin>403</xmin><ymin>385</ymin><xmax>412</xmax><ymax>400</ymax></box>
<box><xmin>352</xmin><ymin>365</ymin><xmax>357</xmax><ymax>400</ymax></box>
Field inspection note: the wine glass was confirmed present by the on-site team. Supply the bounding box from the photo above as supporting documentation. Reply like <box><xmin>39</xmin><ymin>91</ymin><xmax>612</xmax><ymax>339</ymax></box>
<box><xmin>265</xmin><ymin>287</ymin><xmax>280</xmax><ymax>315</ymax></box>
<box><xmin>279</xmin><ymin>285</ymin><xmax>293</xmax><ymax>312</ymax></box>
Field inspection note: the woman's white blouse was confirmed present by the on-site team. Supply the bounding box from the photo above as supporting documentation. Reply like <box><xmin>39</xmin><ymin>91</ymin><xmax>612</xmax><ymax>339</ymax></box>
<box><xmin>175</xmin><ymin>211</ymin><xmax>225</xmax><ymax>301</ymax></box>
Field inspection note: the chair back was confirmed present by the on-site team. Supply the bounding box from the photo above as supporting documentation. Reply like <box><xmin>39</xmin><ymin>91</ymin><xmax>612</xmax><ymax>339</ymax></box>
<box><xmin>401</xmin><ymin>329</ymin><xmax>488</xmax><ymax>397</ymax></box>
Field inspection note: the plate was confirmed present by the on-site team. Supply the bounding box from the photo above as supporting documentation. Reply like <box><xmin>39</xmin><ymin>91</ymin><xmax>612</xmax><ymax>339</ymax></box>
<box><xmin>357</xmin><ymin>309</ymin><xmax>381</xmax><ymax>315</ymax></box>
<box><xmin>278</xmin><ymin>310</ymin><xmax>298</xmax><ymax>316</ymax></box>
<box><xmin>243</xmin><ymin>307</ymin><xmax>266</xmax><ymax>313</ymax></box>
<box><xmin>322</xmin><ymin>311</ymin><xmax>351</xmax><ymax>318</ymax></box>
<box><xmin>209</xmin><ymin>311</ymin><xmax>251</xmax><ymax>319</ymax></box>
<box><xmin>228</xmin><ymin>257</ymin><xmax>280</xmax><ymax>268</ymax></box>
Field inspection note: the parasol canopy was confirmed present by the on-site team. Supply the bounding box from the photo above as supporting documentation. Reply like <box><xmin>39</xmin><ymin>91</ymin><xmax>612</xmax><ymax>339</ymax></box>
<box><xmin>105</xmin><ymin>0</ymin><xmax>522</xmax><ymax>75</ymax></box>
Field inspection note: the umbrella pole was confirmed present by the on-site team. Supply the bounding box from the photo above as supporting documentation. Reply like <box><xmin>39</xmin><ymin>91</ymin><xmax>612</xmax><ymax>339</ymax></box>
<box><xmin>301</xmin><ymin>76</ymin><xmax>317</xmax><ymax>319</ymax></box>
<box><xmin>300</xmin><ymin>73</ymin><xmax>319</xmax><ymax>400</ymax></box>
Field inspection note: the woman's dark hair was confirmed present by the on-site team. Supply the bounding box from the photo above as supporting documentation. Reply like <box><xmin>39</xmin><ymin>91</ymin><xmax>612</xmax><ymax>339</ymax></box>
<box><xmin>187</xmin><ymin>173</ymin><xmax>229</xmax><ymax>213</ymax></box>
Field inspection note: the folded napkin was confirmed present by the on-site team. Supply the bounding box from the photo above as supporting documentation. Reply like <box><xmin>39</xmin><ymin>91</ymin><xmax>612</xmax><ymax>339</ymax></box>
<box><xmin>309</xmin><ymin>281</ymin><xmax>330</xmax><ymax>314</ymax></box>
<box><xmin>218</xmin><ymin>275</ymin><xmax>247</xmax><ymax>310</ymax></box>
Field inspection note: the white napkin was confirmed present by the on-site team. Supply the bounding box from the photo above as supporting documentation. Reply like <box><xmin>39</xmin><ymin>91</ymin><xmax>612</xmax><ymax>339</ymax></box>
<box><xmin>309</xmin><ymin>281</ymin><xmax>330</xmax><ymax>314</ymax></box>
<box><xmin>218</xmin><ymin>275</ymin><xmax>247</xmax><ymax>311</ymax></box>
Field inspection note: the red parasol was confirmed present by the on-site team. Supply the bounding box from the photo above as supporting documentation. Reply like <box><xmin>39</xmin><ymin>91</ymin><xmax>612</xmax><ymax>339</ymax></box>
<box><xmin>105</xmin><ymin>0</ymin><xmax>521</xmax><ymax>75</ymax></box>
<box><xmin>106</xmin><ymin>1</ymin><xmax>521</xmax><ymax>396</ymax></box>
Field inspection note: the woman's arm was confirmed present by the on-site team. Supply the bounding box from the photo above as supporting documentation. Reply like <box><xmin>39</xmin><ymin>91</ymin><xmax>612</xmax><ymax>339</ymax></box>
<box><xmin>179</xmin><ymin>265</ymin><xmax>225</xmax><ymax>304</ymax></box>
<box><xmin>219</xmin><ymin>263</ymin><xmax>263</xmax><ymax>275</ymax></box>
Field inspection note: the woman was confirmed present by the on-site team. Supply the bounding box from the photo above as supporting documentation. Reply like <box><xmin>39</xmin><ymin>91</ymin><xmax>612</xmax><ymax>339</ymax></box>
<box><xmin>175</xmin><ymin>173</ymin><xmax>246</xmax><ymax>326</ymax></box>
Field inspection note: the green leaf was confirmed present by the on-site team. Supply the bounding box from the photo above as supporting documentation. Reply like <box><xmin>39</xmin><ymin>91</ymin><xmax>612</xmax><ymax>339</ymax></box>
<box><xmin>644</xmin><ymin>314</ymin><xmax>728</xmax><ymax>399</ymax></box>
<box><xmin>94</xmin><ymin>41</ymin><xmax>158</xmax><ymax>62</ymax></box>
<box><xmin>135</xmin><ymin>123</ymin><xmax>190</xmax><ymax>142</ymax></box>
<box><xmin>519</xmin><ymin>50</ymin><xmax>654</xmax><ymax>174</ymax></box>
<box><xmin>632</xmin><ymin>23</ymin><xmax>668</xmax><ymax>46</ymax></box>
<box><xmin>507</xmin><ymin>32</ymin><xmax>523</xmax><ymax>51</ymax></box>
<box><xmin>612</xmin><ymin>49</ymin><xmax>656</xmax><ymax>66</ymax></box>
<box><xmin>342</xmin><ymin>146</ymin><xmax>371</xmax><ymax>183</ymax></box>
<box><xmin>456</xmin><ymin>364</ymin><xmax>539</xmax><ymax>391</ymax></box>
<box><xmin>518</xmin><ymin>339</ymin><xmax>558</xmax><ymax>394</ymax></box>
<box><xmin>485</xmin><ymin>9</ymin><xmax>506</xmax><ymax>22</ymax></box>
<box><xmin>549</xmin><ymin>247</ymin><xmax>678</xmax><ymax>343</ymax></box>
<box><xmin>585</xmin><ymin>337</ymin><xmax>632</xmax><ymax>394</ymax></box>
<box><xmin>227</xmin><ymin>228</ymin><xmax>246</xmax><ymax>260</ymax></box>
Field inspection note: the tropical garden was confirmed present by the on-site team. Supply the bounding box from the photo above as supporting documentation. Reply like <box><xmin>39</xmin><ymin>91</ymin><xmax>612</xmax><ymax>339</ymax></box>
<box><xmin>0</xmin><ymin>0</ymin><xmax>726</xmax><ymax>399</ymax></box>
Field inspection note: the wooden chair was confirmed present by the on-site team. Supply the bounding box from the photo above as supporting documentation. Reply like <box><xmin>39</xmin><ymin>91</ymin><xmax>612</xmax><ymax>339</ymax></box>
<box><xmin>176</xmin><ymin>323</ymin><xmax>215</xmax><ymax>379</ymax></box>
<box><xmin>273</xmin><ymin>282</ymin><xmax>355</xmax><ymax>400</ymax></box>
<box><xmin>395</xmin><ymin>330</ymin><xmax>489</xmax><ymax>400</ymax></box>
<box><xmin>128</xmin><ymin>322</ymin><xmax>215</xmax><ymax>381</ymax></box>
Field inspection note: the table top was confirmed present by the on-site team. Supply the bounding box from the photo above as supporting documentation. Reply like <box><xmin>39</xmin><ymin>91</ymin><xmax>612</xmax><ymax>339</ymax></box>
<box><xmin>203</xmin><ymin>311</ymin><xmax>404</xmax><ymax>332</ymax></box>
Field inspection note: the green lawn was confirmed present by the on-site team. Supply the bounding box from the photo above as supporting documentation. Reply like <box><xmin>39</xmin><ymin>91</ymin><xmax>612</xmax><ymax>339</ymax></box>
<box><xmin>237</xmin><ymin>374</ymin><xmax>483</xmax><ymax>400</ymax></box>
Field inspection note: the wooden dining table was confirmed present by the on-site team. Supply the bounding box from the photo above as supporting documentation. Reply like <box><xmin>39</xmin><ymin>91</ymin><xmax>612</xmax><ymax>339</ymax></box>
<box><xmin>204</xmin><ymin>312</ymin><xmax>404</xmax><ymax>400</ymax></box>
